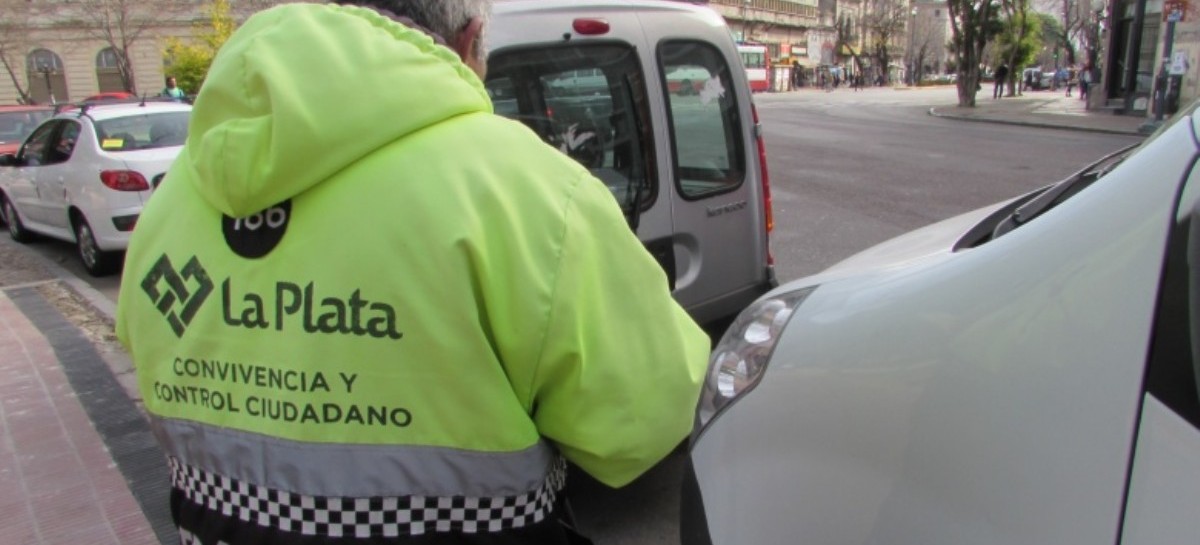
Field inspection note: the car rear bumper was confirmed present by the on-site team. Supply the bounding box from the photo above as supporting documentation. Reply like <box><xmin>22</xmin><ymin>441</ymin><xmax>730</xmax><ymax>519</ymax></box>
<box><xmin>87</xmin><ymin>205</ymin><xmax>139</xmax><ymax>251</ymax></box>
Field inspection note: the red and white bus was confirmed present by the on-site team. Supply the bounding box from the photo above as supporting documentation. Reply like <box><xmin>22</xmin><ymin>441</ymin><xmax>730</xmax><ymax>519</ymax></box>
<box><xmin>738</xmin><ymin>43</ymin><xmax>770</xmax><ymax>92</ymax></box>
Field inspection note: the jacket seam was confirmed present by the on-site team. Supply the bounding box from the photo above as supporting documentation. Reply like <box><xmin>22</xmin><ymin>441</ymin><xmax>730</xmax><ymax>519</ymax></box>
<box><xmin>525</xmin><ymin>169</ymin><xmax>590</xmax><ymax>414</ymax></box>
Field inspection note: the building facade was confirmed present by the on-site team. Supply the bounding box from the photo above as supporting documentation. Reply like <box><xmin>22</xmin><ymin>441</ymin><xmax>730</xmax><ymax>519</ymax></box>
<box><xmin>1101</xmin><ymin>0</ymin><xmax>1198</xmax><ymax>117</ymax></box>
<box><xmin>0</xmin><ymin>1</ymin><xmax>271</xmax><ymax>105</ymax></box>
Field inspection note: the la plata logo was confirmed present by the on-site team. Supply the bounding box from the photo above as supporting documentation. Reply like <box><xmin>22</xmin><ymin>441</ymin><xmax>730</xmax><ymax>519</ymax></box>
<box><xmin>141</xmin><ymin>254</ymin><xmax>403</xmax><ymax>341</ymax></box>
<box><xmin>142</xmin><ymin>255</ymin><xmax>214</xmax><ymax>338</ymax></box>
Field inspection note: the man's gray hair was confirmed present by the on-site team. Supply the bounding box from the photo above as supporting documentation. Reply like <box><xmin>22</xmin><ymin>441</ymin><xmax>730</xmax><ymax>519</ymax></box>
<box><xmin>334</xmin><ymin>0</ymin><xmax>491</xmax><ymax>58</ymax></box>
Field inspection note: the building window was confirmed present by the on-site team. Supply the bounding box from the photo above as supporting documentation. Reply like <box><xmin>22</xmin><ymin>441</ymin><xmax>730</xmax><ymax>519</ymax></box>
<box><xmin>26</xmin><ymin>49</ymin><xmax>68</xmax><ymax>104</ymax></box>
<box><xmin>96</xmin><ymin>47</ymin><xmax>126</xmax><ymax>93</ymax></box>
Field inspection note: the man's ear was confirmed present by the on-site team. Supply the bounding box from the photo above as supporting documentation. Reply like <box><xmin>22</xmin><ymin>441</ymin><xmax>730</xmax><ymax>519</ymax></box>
<box><xmin>452</xmin><ymin>17</ymin><xmax>484</xmax><ymax>65</ymax></box>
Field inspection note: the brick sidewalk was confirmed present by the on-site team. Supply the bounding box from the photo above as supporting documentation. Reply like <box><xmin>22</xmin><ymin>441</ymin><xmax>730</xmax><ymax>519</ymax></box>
<box><xmin>1</xmin><ymin>286</ymin><xmax>171</xmax><ymax>545</ymax></box>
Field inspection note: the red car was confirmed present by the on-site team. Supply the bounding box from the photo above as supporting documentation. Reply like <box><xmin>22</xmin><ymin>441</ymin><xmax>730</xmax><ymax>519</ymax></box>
<box><xmin>82</xmin><ymin>92</ymin><xmax>136</xmax><ymax>102</ymax></box>
<box><xmin>0</xmin><ymin>105</ymin><xmax>54</xmax><ymax>156</ymax></box>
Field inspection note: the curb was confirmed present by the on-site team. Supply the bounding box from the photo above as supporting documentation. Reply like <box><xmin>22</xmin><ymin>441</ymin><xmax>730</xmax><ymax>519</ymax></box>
<box><xmin>927</xmin><ymin>106</ymin><xmax>1147</xmax><ymax>137</ymax></box>
<box><xmin>14</xmin><ymin>242</ymin><xmax>119</xmax><ymax>322</ymax></box>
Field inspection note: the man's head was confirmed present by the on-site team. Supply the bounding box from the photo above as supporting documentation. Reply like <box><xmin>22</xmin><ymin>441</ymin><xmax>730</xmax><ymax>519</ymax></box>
<box><xmin>335</xmin><ymin>0</ymin><xmax>491</xmax><ymax>78</ymax></box>
<box><xmin>166</xmin><ymin>76</ymin><xmax>177</xmax><ymax>88</ymax></box>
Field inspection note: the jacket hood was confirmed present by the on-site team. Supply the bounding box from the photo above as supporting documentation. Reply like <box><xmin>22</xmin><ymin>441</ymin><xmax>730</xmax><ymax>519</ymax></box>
<box><xmin>182</xmin><ymin>3</ymin><xmax>491</xmax><ymax>217</ymax></box>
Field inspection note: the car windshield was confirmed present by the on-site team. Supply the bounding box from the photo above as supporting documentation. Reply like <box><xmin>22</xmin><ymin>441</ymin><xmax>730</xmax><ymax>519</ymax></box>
<box><xmin>95</xmin><ymin>111</ymin><xmax>190</xmax><ymax>151</ymax></box>
<box><xmin>0</xmin><ymin>110</ymin><xmax>53</xmax><ymax>145</ymax></box>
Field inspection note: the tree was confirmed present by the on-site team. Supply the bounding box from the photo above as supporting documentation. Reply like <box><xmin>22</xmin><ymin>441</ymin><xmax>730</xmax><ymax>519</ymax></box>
<box><xmin>1034</xmin><ymin>12</ymin><xmax>1065</xmax><ymax>67</ymax></box>
<box><xmin>996</xmin><ymin>0</ymin><xmax>1041</xmax><ymax>96</ymax></box>
<box><xmin>75</xmin><ymin>0</ymin><xmax>192</xmax><ymax>95</ymax></box>
<box><xmin>0</xmin><ymin>0</ymin><xmax>34</xmax><ymax>104</ymax></box>
<box><xmin>862</xmin><ymin>0</ymin><xmax>910</xmax><ymax>85</ymax></box>
<box><xmin>834</xmin><ymin>13</ymin><xmax>868</xmax><ymax>78</ymax></box>
<box><xmin>947</xmin><ymin>0</ymin><xmax>1005</xmax><ymax>106</ymax></box>
<box><xmin>163</xmin><ymin>0</ymin><xmax>236</xmax><ymax>95</ymax></box>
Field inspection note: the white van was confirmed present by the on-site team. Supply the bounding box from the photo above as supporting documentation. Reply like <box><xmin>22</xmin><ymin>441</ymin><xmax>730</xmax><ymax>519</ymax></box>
<box><xmin>485</xmin><ymin>0</ymin><xmax>777</xmax><ymax>330</ymax></box>
<box><xmin>682</xmin><ymin>105</ymin><xmax>1200</xmax><ymax>544</ymax></box>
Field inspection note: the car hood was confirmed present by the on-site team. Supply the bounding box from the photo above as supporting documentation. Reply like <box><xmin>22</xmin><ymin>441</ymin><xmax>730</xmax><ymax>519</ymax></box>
<box><xmin>775</xmin><ymin>196</ymin><xmax>1018</xmax><ymax>293</ymax></box>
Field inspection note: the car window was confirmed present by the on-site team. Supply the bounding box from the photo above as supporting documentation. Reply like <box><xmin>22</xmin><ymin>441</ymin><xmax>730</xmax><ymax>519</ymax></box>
<box><xmin>1144</xmin><ymin>159</ymin><xmax>1200</xmax><ymax>429</ymax></box>
<box><xmin>0</xmin><ymin>110</ymin><xmax>52</xmax><ymax>145</ymax></box>
<box><xmin>486</xmin><ymin>43</ymin><xmax>655</xmax><ymax>215</ymax></box>
<box><xmin>95</xmin><ymin>111</ymin><xmax>190</xmax><ymax>152</ymax></box>
<box><xmin>46</xmin><ymin>120</ymin><xmax>80</xmax><ymax>164</ymax></box>
<box><xmin>658</xmin><ymin>40</ymin><xmax>745</xmax><ymax>200</ymax></box>
<box><xmin>19</xmin><ymin>120</ymin><xmax>60</xmax><ymax>166</ymax></box>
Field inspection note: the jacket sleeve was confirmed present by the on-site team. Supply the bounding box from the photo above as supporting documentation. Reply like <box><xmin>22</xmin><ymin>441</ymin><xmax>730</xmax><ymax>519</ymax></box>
<box><xmin>526</xmin><ymin>172</ymin><xmax>710</xmax><ymax>488</ymax></box>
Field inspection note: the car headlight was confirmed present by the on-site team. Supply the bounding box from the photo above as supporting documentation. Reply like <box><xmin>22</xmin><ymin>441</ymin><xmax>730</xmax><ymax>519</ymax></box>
<box><xmin>693</xmin><ymin>286</ymin><xmax>817</xmax><ymax>438</ymax></box>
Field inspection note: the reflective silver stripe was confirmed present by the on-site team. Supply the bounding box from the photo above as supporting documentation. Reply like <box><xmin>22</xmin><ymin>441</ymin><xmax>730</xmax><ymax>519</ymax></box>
<box><xmin>171</xmin><ymin>456</ymin><xmax>567</xmax><ymax>536</ymax></box>
<box><xmin>151</xmin><ymin>417</ymin><xmax>556</xmax><ymax>498</ymax></box>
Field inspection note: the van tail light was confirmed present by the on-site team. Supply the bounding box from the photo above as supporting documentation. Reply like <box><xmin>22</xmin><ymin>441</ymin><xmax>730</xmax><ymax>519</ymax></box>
<box><xmin>751</xmin><ymin>103</ymin><xmax>774</xmax><ymax>266</ymax></box>
<box><xmin>100</xmin><ymin>170</ymin><xmax>150</xmax><ymax>191</ymax></box>
<box><xmin>573</xmin><ymin>18</ymin><xmax>610</xmax><ymax>35</ymax></box>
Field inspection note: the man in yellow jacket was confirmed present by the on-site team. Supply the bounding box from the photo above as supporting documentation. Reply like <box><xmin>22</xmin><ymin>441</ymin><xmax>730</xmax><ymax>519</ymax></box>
<box><xmin>116</xmin><ymin>1</ymin><xmax>710</xmax><ymax>543</ymax></box>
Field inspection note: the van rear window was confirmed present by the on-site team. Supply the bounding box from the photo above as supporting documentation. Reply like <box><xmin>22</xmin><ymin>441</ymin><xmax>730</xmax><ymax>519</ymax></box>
<box><xmin>658</xmin><ymin>40</ymin><xmax>746</xmax><ymax>199</ymax></box>
<box><xmin>485</xmin><ymin>44</ymin><xmax>656</xmax><ymax>217</ymax></box>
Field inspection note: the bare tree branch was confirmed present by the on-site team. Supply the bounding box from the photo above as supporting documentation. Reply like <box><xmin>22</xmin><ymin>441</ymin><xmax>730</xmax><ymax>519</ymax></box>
<box><xmin>72</xmin><ymin>0</ymin><xmax>195</xmax><ymax>95</ymax></box>
<box><xmin>0</xmin><ymin>0</ymin><xmax>34</xmax><ymax>103</ymax></box>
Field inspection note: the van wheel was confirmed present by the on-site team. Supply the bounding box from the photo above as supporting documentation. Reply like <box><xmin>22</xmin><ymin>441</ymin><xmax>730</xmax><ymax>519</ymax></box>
<box><xmin>74</xmin><ymin>216</ymin><xmax>118</xmax><ymax>276</ymax></box>
<box><xmin>3</xmin><ymin>196</ymin><xmax>35</xmax><ymax>243</ymax></box>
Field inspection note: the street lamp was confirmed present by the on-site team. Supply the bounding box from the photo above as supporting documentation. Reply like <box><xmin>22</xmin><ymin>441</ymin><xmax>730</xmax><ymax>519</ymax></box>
<box><xmin>36</xmin><ymin>62</ymin><xmax>55</xmax><ymax>105</ymax></box>
<box><xmin>907</xmin><ymin>6</ymin><xmax>918</xmax><ymax>86</ymax></box>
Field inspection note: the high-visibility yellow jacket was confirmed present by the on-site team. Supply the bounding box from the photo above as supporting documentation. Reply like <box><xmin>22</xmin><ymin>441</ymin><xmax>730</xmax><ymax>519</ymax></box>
<box><xmin>116</xmin><ymin>3</ymin><xmax>708</xmax><ymax>542</ymax></box>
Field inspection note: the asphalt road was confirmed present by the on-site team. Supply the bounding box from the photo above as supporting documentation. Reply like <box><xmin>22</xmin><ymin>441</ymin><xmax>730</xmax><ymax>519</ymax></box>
<box><xmin>4</xmin><ymin>86</ymin><xmax>1145</xmax><ymax>545</ymax></box>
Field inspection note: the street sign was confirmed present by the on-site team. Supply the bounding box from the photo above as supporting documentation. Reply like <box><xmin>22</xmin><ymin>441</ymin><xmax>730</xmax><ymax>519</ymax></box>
<box><xmin>1164</xmin><ymin>0</ymin><xmax>1186</xmax><ymax>21</ymax></box>
<box><xmin>1171</xmin><ymin>51</ymin><xmax>1190</xmax><ymax>75</ymax></box>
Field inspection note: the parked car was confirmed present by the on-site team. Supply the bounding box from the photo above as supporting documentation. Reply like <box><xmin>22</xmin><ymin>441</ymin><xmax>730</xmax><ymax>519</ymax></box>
<box><xmin>82</xmin><ymin>92</ymin><xmax>136</xmax><ymax>102</ymax></box>
<box><xmin>0</xmin><ymin>105</ymin><xmax>54</xmax><ymax>156</ymax></box>
<box><xmin>0</xmin><ymin>100</ymin><xmax>191</xmax><ymax>276</ymax></box>
<box><xmin>485</xmin><ymin>0</ymin><xmax>777</xmax><ymax>330</ymax></box>
<box><xmin>683</xmin><ymin>102</ymin><xmax>1200</xmax><ymax>544</ymax></box>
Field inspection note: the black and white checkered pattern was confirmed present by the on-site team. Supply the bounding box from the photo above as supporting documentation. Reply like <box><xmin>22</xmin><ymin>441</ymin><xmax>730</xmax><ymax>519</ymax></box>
<box><xmin>168</xmin><ymin>456</ymin><xmax>567</xmax><ymax>537</ymax></box>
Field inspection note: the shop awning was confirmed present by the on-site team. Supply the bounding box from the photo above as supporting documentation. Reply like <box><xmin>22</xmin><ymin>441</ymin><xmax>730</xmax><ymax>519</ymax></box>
<box><xmin>786</xmin><ymin>57</ymin><xmax>819</xmax><ymax>68</ymax></box>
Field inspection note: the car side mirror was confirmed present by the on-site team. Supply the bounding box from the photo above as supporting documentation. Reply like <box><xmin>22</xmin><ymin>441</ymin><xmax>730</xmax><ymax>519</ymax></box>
<box><xmin>0</xmin><ymin>153</ymin><xmax>19</xmax><ymax>167</ymax></box>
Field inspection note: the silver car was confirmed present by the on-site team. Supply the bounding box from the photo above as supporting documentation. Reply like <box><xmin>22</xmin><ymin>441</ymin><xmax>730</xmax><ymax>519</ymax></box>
<box><xmin>684</xmin><ymin>103</ymin><xmax>1200</xmax><ymax>544</ymax></box>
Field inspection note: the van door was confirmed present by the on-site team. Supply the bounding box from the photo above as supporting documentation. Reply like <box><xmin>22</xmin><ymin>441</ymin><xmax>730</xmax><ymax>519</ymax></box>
<box><xmin>648</xmin><ymin>34</ymin><xmax>769</xmax><ymax>324</ymax></box>
<box><xmin>1118</xmin><ymin>161</ymin><xmax>1200</xmax><ymax>544</ymax></box>
<box><xmin>485</xmin><ymin>23</ymin><xmax>671</xmax><ymax>281</ymax></box>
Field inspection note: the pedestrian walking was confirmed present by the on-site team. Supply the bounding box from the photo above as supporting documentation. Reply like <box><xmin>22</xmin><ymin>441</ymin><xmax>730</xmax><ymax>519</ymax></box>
<box><xmin>1066</xmin><ymin>65</ymin><xmax>1076</xmax><ymax>97</ymax></box>
<box><xmin>115</xmin><ymin>1</ymin><xmax>710</xmax><ymax>544</ymax></box>
<box><xmin>993</xmin><ymin>63</ymin><xmax>1009</xmax><ymax>99</ymax></box>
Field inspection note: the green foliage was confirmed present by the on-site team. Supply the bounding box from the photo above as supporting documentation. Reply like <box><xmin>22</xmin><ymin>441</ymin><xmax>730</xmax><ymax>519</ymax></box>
<box><xmin>994</xmin><ymin>6</ymin><xmax>1043</xmax><ymax>70</ymax></box>
<box><xmin>161</xmin><ymin>0</ymin><xmax>235</xmax><ymax>95</ymax></box>
<box><xmin>1035</xmin><ymin>12</ymin><xmax>1064</xmax><ymax>49</ymax></box>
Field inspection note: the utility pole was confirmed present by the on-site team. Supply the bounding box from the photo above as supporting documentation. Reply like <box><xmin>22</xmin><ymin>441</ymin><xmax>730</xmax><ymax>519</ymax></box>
<box><xmin>907</xmin><ymin>6</ymin><xmax>919</xmax><ymax>85</ymax></box>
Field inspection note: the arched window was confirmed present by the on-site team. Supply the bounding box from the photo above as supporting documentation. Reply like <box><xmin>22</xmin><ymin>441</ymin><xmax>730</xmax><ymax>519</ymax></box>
<box><xmin>96</xmin><ymin>47</ymin><xmax>126</xmax><ymax>93</ymax></box>
<box><xmin>26</xmin><ymin>49</ymin><xmax>68</xmax><ymax>104</ymax></box>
